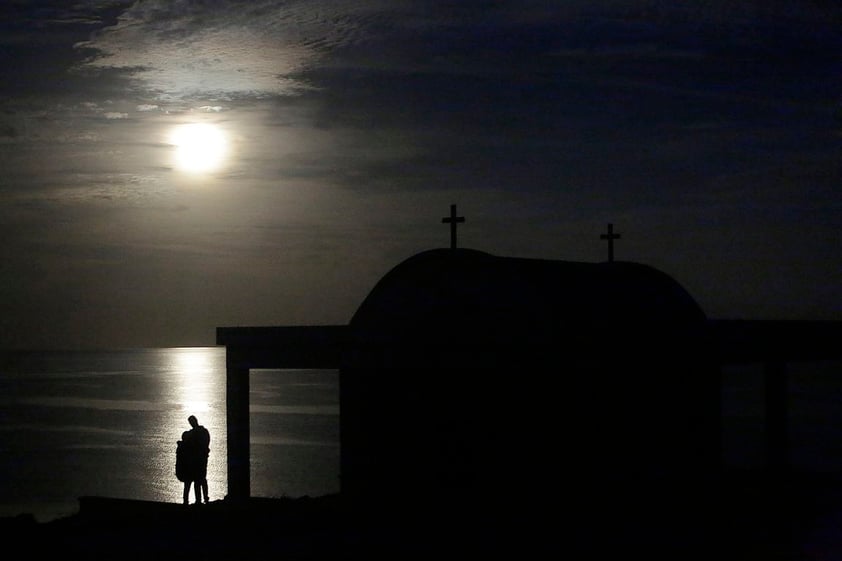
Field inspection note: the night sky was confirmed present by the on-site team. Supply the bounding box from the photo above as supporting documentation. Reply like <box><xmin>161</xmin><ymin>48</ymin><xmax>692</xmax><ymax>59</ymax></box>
<box><xmin>0</xmin><ymin>1</ymin><xmax>839</xmax><ymax>349</ymax></box>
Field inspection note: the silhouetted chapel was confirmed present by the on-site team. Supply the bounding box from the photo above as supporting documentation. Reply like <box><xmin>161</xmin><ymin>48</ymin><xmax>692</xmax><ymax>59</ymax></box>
<box><xmin>220</xmin><ymin>247</ymin><xmax>717</xmax><ymax>502</ymax></box>
<box><xmin>217</xmin><ymin>237</ymin><xmax>840</xmax><ymax>549</ymax></box>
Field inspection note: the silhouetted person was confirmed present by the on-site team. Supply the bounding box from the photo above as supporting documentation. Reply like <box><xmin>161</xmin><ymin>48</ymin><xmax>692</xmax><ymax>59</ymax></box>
<box><xmin>176</xmin><ymin>430</ymin><xmax>196</xmax><ymax>504</ymax></box>
<box><xmin>176</xmin><ymin>416</ymin><xmax>211</xmax><ymax>504</ymax></box>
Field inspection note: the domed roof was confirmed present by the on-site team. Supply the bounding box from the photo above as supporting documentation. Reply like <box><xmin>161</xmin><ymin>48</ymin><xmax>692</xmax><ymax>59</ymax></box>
<box><xmin>349</xmin><ymin>248</ymin><xmax>707</xmax><ymax>356</ymax></box>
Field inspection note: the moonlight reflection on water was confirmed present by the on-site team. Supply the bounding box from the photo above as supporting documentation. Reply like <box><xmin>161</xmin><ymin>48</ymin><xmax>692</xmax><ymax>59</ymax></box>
<box><xmin>158</xmin><ymin>347</ymin><xmax>227</xmax><ymax>505</ymax></box>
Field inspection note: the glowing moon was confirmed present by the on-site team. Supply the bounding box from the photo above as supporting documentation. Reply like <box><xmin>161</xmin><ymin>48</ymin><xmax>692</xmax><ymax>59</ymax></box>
<box><xmin>170</xmin><ymin>123</ymin><xmax>228</xmax><ymax>173</ymax></box>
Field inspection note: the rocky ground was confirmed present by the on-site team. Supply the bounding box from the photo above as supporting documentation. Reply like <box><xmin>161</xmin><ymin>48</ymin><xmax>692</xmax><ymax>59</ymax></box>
<box><xmin>2</xmin><ymin>471</ymin><xmax>841</xmax><ymax>560</ymax></box>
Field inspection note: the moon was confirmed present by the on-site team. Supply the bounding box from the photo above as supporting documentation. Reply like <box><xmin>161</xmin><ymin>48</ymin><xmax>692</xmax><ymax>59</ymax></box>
<box><xmin>169</xmin><ymin>123</ymin><xmax>228</xmax><ymax>173</ymax></box>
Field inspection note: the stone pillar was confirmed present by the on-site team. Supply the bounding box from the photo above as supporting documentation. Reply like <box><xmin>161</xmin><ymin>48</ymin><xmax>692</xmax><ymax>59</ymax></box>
<box><xmin>226</xmin><ymin>351</ymin><xmax>250</xmax><ymax>501</ymax></box>
<box><xmin>765</xmin><ymin>360</ymin><xmax>788</xmax><ymax>472</ymax></box>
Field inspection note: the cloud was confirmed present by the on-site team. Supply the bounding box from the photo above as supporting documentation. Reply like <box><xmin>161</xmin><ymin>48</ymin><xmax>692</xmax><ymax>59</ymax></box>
<box><xmin>103</xmin><ymin>111</ymin><xmax>128</xmax><ymax>119</ymax></box>
<box><xmin>0</xmin><ymin>122</ymin><xmax>18</xmax><ymax>138</ymax></box>
<box><xmin>73</xmin><ymin>0</ymin><xmax>384</xmax><ymax>100</ymax></box>
<box><xmin>72</xmin><ymin>0</ymin><xmax>842</xmax><ymax>104</ymax></box>
<box><xmin>497</xmin><ymin>1</ymin><xmax>842</xmax><ymax>25</ymax></box>
<box><xmin>136</xmin><ymin>104</ymin><xmax>159</xmax><ymax>112</ymax></box>
<box><xmin>0</xmin><ymin>1</ymin><xmax>131</xmax><ymax>33</ymax></box>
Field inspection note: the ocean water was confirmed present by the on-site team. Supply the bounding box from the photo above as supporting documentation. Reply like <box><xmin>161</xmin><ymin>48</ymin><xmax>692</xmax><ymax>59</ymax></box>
<box><xmin>0</xmin><ymin>348</ymin><xmax>839</xmax><ymax>523</ymax></box>
<box><xmin>0</xmin><ymin>347</ymin><xmax>340</xmax><ymax>522</ymax></box>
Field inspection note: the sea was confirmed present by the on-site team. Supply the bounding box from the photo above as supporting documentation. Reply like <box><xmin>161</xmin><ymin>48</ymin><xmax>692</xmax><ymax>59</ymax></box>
<box><xmin>0</xmin><ymin>347</ymin><xmax>339</xmax><ymax>522</ymax></box>
<box><xmin>0</xmin><ymin>348</ymin><xmax>839</xmax><ymax>523</ymax></box>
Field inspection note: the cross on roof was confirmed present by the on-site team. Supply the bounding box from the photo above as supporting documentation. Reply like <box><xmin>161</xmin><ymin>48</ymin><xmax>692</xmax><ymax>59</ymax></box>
<box><xmin>442</xmin><ymin>204</ymin><xmax>465</xmax><ymax>249</ymax></box>
<box><xmin>600</xmin><ymin>223</ymin><xmax>621</xmax><ymax>263</ymax></box>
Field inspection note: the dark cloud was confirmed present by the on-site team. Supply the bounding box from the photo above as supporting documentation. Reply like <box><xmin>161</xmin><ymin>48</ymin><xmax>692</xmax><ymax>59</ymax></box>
<box><xmin>0</xmin><ymin>2</ymin><xmax>128</xmax><ymax>95</ymax></box>
<box><xmin>0</xmin><ymin>122</ymin><xmax>18</xmax><ymax>138</ymax></box>
<box><xmin>297</xmin><ymin>7</ymin><xmax>841</xmax><ymax>205</ymax></box>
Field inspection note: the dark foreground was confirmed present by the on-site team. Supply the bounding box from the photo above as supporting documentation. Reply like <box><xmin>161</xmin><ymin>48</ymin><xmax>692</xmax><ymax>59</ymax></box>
<box><xmin>3</xmin><ymin>470</ymin><xmax>842</xmax><ymax>560</ymax></box>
